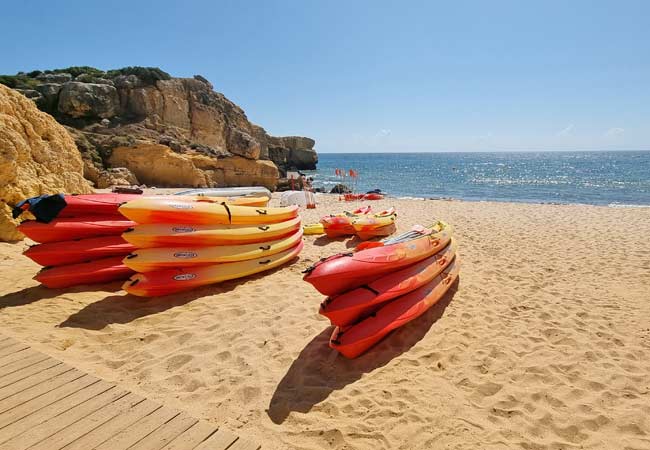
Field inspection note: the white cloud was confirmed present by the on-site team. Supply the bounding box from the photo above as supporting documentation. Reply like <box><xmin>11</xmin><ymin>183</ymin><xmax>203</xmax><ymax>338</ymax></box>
<box><xmin>557</xmin><ymin>124</ymin><xmax>574</xmax><ymax>137</ymax></box>
<box><xmin>375</xmin><ymin>129</ymin><xmax>391</xmax><ymax>138</ymax></box>
<box><xmin>604</xmin><ymin>127</ymin><xmax>624</xmax><ymax>137</ymax></box>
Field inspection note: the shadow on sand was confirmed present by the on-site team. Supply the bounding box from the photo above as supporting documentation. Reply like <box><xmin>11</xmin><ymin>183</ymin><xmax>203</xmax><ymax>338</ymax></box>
<box><xmin>0</xmin><ymin>282</ymin><xmax>123</xmax><ymax>310</ymax></box>
<box><xmin>267</xmin><ymin>278</ymin><xmax>460</xmax><ymax>424</ymax></box>
<box><xmin>58</xmin><ymin>264</ymin><xmax>294</xmax><ymax>330</ymax></box>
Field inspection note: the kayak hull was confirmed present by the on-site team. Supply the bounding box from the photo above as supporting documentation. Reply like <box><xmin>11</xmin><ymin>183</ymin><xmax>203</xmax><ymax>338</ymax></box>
<box><xmin>320</xmin><ymin>240</ymin><xmax>456</xmax><ymax>327</ymax></box>
<box><xmin>121</xmin><ymin>217</ymin><xmax>302</xmax><ymax>248</ymax></box>
<box><xmin>24</xmin><ymin>235</ymin><xmax>136</xmax><ymax>266</ymax></box>
<box><xmin>119</xmin><ymin>199</ymin><xmax>297</xmax><ymax>225</ymax></box>
<box><xmin>124</xmin><ymin>230</ymin><xmax>303</xmax><ymax>272</ymax></box>
<box><xmin>35</xmin><ymin>256</ymin><xmax>135</xmax><ymax>288</ymax></box>
<box><xmin>304</xmin><ymin>222</ymin><xmax>453</xmax><ymax>296</ymax></box>
<box><xmin>18</xmin><ymin>218</ymin><xmax>136</xmax><ymax>243</ymax></box>
<box><xmin>330</xmin><ymin>257</ymin><xmax>460</xmax><ymax>358</ymax></box>
<box><xmin>124</xmin><ymin>241</ymin><xmax>304</xmax><ymax>297</ymax></box>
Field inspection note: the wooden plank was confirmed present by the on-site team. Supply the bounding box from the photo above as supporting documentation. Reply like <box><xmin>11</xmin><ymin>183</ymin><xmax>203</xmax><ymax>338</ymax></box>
<box><xmin>128</xmin><ymin>413</ymin><xmax>199</xmax><ymax>450</ymax></box>
<box><xmin>0</xmin><ymin>343</ymin><xmax>29</xmax><ymax>360</ymax></box>
<box><xmin>194</xmin><ymin>428</ymin><xmax>239</xmax><ymax>450</ymax></box>
<box><xmin>62</xmin><ymin>400</ymin><xmax>162</xmax><ymax>450</ymax></box>
<box><xmin>0</xmin><ymin>363</ymin><xmax>72</xmax><ymax>401</ymax></box>
<box><xmin>228</xmin><ymin>437</ymin><xmax>262</xmax><ymax>450</ymax></box>
<box><xmin>2</xmin><ymin>381</ymin><xmax>128</xmax><ymax>450</ymax></box>
<box><xmin>0</xmin><ymin>348</ymin><xmax>36</xmax><ymax>368</ymax></box>
<box><xmin>95</xmin><ymin>406</ymin><xmax>180</xmax><ymax>450</ymax></box>
<box><xmin>0</xmin><ymin>373</ymin><xmax>97</xmax><ymax>429</ymax></box>
<box><xmin>0</xmin><ymin>358</ymin><xmax>62</xmax><ymax>390</ymax></box>
<box><xmin>25</xmin><ymin>390</ymin><xmax>139</xmax><ymax>450</ymax></box>
<box><xmin>0</xmin><ymin>368</ymin><xmax>86</xmax><ymax>415</ymax></box>
<box><xmin>161</xmin><ymin>420</ymin><xmax>218</xmax><ymax>450</ymax></box>
<box><xmin>0</xmin><ymin>379</ymin><xmax>117</xmax><ymax>445</ymax></box>
<box><xmin>0</xmin><ymin>353</ymin><xmax>51</xmax><ymax>379</ymax></box>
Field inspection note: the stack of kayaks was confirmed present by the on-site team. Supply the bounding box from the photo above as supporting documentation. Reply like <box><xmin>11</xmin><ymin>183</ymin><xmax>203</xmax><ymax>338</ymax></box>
<box><xmin>303</xmin><ymin>221</ymin><xmax>460</xmax><ymax>358</ymax></box>
<box><xmin>319</xmin><ymin>206</ymin><xmax>397</xmax><ymax>240</ymax></box>
<box><xmin>119</xmin><ymin>197</ymin><xmax>304</xmax><ymax>297</ymax></box>
<box><xmin>17</xmin><ymin>194</ymin><xmax>142</xmax><ymax>288</ymax></box>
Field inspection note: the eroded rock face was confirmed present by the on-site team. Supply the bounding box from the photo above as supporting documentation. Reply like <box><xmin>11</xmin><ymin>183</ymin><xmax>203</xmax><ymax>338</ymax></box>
<box><xmin>58</xmin><ymin>82</ymin><xmax>120</xmax><ymax>118</ymax></box>
<box><xmin>0</xmin><ymin>84</ymin><xmax>92</xmax><ymax>241</ymax></box>
<box><xmin>267</xmin><ymin>135</ymin><xmax>318</xmax><ymax>173</ymax></box>
<box><xmin>96</xmin><ymin>167</ymin><xmax>139</xmax><ymax>189</ymax></box>
<box><xmin>108</xmin><ymin>144</ymin><xmax>278</xmax><ymax>189</ymax></box>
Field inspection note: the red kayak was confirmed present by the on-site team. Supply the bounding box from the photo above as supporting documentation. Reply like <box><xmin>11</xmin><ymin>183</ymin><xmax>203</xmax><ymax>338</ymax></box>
<box><xmin>34</xmin><ymin>256</ymin><xmax>135</xmax><ymax>288</ymax></box>
<box><xmin>303</xmin><ymin>222</ymin><xmax>453</xmax><ymax>296</ymax></box>
<box><xmin>330</xmin><ymin>257</ymin><xmax>460</xmax><ymax>358</ymax></box>
<box><xmin>18</xmin><ymin>217</ymin><xmax>136</xmax><ymax>243</ymax></box>
<box><xmin>24</xmin><ymin>236</ymin><xmax>136</xmax><ymax>267</ymax></box>
<box><xmin>320</xmin><ymin>239</ymin><xmax>457</xmax><ymax>327</ymax></box>
<box><xmin>59</xmin><ymin>194</ymin><xmax>143</xmax><ymax>217</ymax></box>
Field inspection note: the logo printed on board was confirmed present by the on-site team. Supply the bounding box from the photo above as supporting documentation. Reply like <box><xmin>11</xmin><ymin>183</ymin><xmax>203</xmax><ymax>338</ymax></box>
<box><xmin>173</xmin><ymin>252</ymin><xmax>198</xmax><ymax>259</ymax></box>
<box><xmin>173</xmin><ymin>273</ymin><xmax>197</xmax><ymax>281</ymax></box>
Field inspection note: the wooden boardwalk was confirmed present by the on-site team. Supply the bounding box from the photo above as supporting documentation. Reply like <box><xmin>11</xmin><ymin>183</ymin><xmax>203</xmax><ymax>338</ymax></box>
<box><xmin>0</xmin><ymin>334</ymin><xmax>260</xmax><ymax>450</ymax></box>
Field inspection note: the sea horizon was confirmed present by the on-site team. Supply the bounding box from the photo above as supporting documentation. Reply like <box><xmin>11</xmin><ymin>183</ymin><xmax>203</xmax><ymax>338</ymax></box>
<box><xmin>308</xmin><ymin>150</ymin><xmax>650</xmax><ymax>207</ymax></box>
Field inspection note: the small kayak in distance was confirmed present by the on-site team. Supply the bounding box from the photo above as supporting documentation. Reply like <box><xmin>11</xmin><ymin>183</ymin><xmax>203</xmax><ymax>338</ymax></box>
<box><xmin>330</xmin><ymin>257</ymin><xmax>460</xmax><ymax>358</ymax></box>
<box><xmin>303</xmin><ymin>223</ymin><xmax>325</xmax><ymax>235</ymax></box>
<box><xmin>174</xmin><ymin>187</ymin><xmax>272</xmax><ymax>199</ymax></box>
<box><xmin>24</xmin><ymin>235</ymin><xmax>136</xmax><ymax>266</ymax></box>
<box><xmin>35</xmin><ymin>256</ymin><xmax>135</xmax><ymax>288</ymax></box>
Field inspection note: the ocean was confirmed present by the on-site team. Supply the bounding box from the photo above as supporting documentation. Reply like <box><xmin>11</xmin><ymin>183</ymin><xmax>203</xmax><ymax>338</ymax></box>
<box><xmin>304</xmin><ymin>151</ymin><xmax>650</xmax><ymax>206</ymax></box>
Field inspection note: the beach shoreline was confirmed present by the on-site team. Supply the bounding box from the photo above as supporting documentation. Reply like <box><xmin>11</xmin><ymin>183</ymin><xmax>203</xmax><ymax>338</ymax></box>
<box><xmin>1</xmin><ymin>194</ymin><xmax>649</xmax><ymax>449</ymax></box>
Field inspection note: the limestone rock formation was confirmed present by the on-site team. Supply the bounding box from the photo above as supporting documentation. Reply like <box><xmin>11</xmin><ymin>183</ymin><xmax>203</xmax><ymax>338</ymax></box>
<box><xmin>1</xmin><ymin>66</ymin><xmax>318</xmax><ymax>190</ymax></box>
<box><xmin>0</xmin><ymin>84</ymin><xmax>92</xmax><ymax>241</ymax></box>
<box><xmin>108</xmin><ymin>144</ymin><xmax>278</xmax><ymax>189</ymax></box>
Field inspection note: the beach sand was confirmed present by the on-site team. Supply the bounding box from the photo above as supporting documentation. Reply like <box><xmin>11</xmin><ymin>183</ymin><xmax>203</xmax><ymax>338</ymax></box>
<box><xmin>1</xmin><ymin>194</ymin><xmax>649</xmax><ymax>449</ymax></box>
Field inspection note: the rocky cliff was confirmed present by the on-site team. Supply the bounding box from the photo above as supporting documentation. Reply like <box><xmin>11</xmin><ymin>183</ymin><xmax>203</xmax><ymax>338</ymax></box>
<box><xmin>1</xmin><ymin>66</ymin><xmax>317</xmax><ymax>189</ymax></box>
<box><xmin>0</xmin><ymin>84</ymin><xmax>92</xmax><ymax>241</ymax></box>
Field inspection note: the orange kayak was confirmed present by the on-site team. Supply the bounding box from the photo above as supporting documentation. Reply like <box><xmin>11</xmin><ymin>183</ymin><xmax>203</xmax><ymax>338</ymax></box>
<box><xmin>304</xmin><ymin>222</ymin><xmax>452</xmax><ymax>296</ymax></box>
<box><xmin>24</xmin><ymin>235</ymin><xmax>136</xmax><ymax>266</ymax></box>
<box><xmin>320</xmin><ymin>206</ymin><xmax>372</xmax><ymax>237</ymax></box>
<box><xmin>123</xmin><ymin>241</ymin><xmax>304</xmax><ymax>297</ymax></box>
<box><xmin>330</xmin><ymin>257</ymin><xmax>460</xmax><ymax>358</ymax></box>
<box><xmin>35</xmin><ymin>256</ymin><xmax>135</xmax><ymax>288</ymax></box>
<box><xmin>320</xmin><ymin>239</ymin><xmax>456</xmax><ymax>327</ymax></box>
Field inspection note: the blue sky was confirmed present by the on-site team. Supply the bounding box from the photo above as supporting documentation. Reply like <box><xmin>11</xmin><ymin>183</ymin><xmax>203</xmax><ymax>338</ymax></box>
<box><xmin>1</xmin><ymin>0</ymin><xmax>648</xmax><ymax>152</ymax></box>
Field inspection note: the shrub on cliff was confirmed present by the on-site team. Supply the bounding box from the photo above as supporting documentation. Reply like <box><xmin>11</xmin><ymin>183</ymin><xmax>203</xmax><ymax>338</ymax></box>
<box><xmin>0</xmin><ymin>75</ymin><xmax>40</xmax><ymax>89</ymax></box>
<box><xmin>106</xmin><ymin>66</ymin><xmax>171</xmax><ymax>85</ymax></box>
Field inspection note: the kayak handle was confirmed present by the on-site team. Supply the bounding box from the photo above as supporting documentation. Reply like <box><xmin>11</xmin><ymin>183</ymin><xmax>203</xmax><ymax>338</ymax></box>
<box><xmin>124</xmin><ymin>228</ymin><xmax>135</xmax><ymax>233</ymax></box>
<box><xmin>129</xmin><ymin>278</ymin><xmax>140</xmax><ymax>286</ymax></box>
<box><xmin>259</xmin><ymin>245</ymin><xmax>271</xmax><ymax>251</ymax></box>
<box><xmin>258</xmin><ymin>225</ymin><xmax>270</xmax><ymax>231</ymax></box>
<box><xmin>259</xmin><ymin>259</ymin><xmax>271</xmax><ymax>265</ymax></box>
<box><xmin>126</xmin><ymin>253</ymin><xmax>138</xmax><ymax>259</ymax></box>
<box><xmin>438</xmin><ymin>256</ymin><xmax>447</xmax><ymax>266</ymax></box>
<box><xmin>256</xmin><ymin>209</ymin><xmax>268</xmax><ymax>215</ymax></box>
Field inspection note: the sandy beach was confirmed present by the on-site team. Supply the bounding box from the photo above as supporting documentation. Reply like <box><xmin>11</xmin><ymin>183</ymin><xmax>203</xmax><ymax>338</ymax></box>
<box><xmin>1</xmin><ymin>194</ymin><xmax>649</xmax><ymax>450</ymax></box>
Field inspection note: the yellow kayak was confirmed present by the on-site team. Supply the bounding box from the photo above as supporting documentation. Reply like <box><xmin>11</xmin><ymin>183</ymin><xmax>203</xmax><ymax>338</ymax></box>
<box><xmin>123</xmin><ymin>230</ymin><xmax>303</xmax><ymax>272</ymax></box>
<box><xmin>303</xmin><ymin>223</ymin><xmax>325</xmax><ymax>235</ymax></box>
<box><xmin>122</xmin><ymin>216</ymin><xmax>302</xmax><ymax>248</ymax></box>
<box><xmin>123</xmin><ymin>241</ymin><xmax>304</xmax><ymax>297</ymax></box>
<box><xmin>119</xmin><ymin>198</ymin><xmax>298</xmax><ymax>225</ymax></box>
<box><xmin>351</xmin><ymin>208</ymin><xmax>397</xmax><ymax>232</ymax></box>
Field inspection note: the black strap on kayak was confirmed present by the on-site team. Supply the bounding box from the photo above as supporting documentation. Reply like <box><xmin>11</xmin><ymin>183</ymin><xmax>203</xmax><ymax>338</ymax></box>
<box><xmin>259</xmin><ymin>245</ymin><xmax>271</xmax><ymax>251</ymax></box>
<box><xmin>258</xmin><ymin>225</ymin><xmax>270</xmax><ymax>231</ymax></box>
<box><xmin>221</xmin><ymin>202</ymin><xmax>233</xmax><ymax>224</ymax></box>
<box><xmin>259</xmin><ymin>259</ymin><xmax>271</xmax><ymax>265</ymax></box>
<box><xmin>256</xmin><ymin>209</ymin><xmax>268</xmax><ymax>215</ymax></box>
<box><xmin>125</xmin><ymin>253</ymin><xmax>137</xmax><ymax>259</ymax></box>
<box><xmin>128</xmin><ymin>278</ymin><xmax>140</xmax><ymax>286</ymax></box>
<box><xmin>359</xmin><ymin>285</ymin><xmax>380</xmax><ymax>295</ymax></box>
<box><xmin>124</xmin><ymin>227</ymin><xmax>135</xmax><ymax>233</ymax></box>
